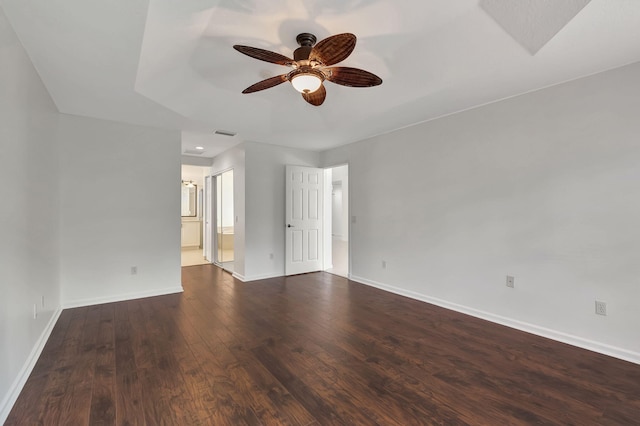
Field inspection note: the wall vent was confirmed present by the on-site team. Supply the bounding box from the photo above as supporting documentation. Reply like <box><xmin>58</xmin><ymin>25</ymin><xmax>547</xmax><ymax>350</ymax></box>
<box><xmin>214</xmin><ymin>130</ymin><xmax>237</xmax><ymax>137</ymax></box>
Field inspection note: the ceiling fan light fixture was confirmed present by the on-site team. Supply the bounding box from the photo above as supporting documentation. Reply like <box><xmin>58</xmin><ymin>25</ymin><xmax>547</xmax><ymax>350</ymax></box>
<box><xmin>234</xmin><ymin>32</ymin><xmax>381</xmax><ymax>106</ymax></box>
<box><xmin>291</xmin><ymin>73</ymin><xmax>322</xmax><ymax>94</ymax></box>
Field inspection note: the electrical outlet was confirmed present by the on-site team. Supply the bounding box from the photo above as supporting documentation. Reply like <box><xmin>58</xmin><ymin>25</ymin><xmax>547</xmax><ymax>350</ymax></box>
<box><xmin>595</xmin><ymin>301</ymin><xmax>607</xmax><ymax>316</ymax></box>
<box><xmin>269</xmin><ymin>253</ymin><xmax>274</xmax><ymax>260</ymax></box>
<box><xmin>33</xmin><ymin>304</ymin><xmax>38</xmax><ymax>319</ymax></box>
<box><xmin>506</xmin><ymin>275</ymin><xmax>515</xmax><ymax>288</ymax></box>
<box><xmin>352</xmin><ymin>215</ymin><xmax>357</xmax><ymax>224</ymax></box>
<box><xmin>131</xmin><ymin>266</ymin><xmax>138</xmax><ymax>275</ymax></box>
<box><xmin>381</xmin><ymin>260</ymin><xmax>386</xmax><ymax>269</ymax></box>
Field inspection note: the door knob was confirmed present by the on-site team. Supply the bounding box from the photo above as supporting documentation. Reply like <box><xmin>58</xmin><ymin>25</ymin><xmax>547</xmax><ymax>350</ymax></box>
<box><xmin>287</xmin><ymin>224</ymin><xmax>294</xmax><ymax>228</ymax></box>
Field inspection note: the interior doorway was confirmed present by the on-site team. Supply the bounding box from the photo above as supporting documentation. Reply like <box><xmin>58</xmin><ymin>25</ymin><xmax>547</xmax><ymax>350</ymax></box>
<box><xmin>181</xmin><ymin>165</ymin><xmax>209</xmax><ymax>267</ymax></box>
<box><xmin>325</xmin><ymin>164</ymin><xmax>349</xmax><ymax>277</ymax></box>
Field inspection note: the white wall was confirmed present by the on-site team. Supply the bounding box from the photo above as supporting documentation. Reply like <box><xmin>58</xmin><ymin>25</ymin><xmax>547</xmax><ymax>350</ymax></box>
<box><xmin>332</xmin><ymin>184</ymin><xmax>344</xmax><ymax>237</ymax></box>
<box><xmin>331</xmin><ymin>164</ymin><xmax>349</xmax><ymax>241</ymax></box>
<box><xmin>323</xmin><ymin>168</ymin><xmax>333</xmax><ymax>269</ymax></box>
<box><xmin>220</xmin><ymin>170</ymin><xmax>235</xmax><ymax>228</ymax></box>
<box><xmin>0</xmin><ymin>7</ymin><xmax>61</xmax><ymax>421</ymax></box>
<box><xmin>182</xmin><ymin>155</ymin><xmax>213</xmax><ymax>167</ymax></box>
<box><xmin>58</xmin><ymin>114</ymin><xmax>183</xmax><ymax>307</ymax></box>
<box><xmin>243</xmin><ymin>141</ymin><xmax>320</xmax><ymax>281</ymax></box>
<box><xmin>321</xmin><ymin>61</ymin><xmax>640</xmax><ymax>363</ymax></box>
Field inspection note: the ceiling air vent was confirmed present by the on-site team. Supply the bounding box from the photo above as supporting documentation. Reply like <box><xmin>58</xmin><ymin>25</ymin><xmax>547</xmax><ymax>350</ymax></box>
<box><xmin>214</xmin><ymin>130</ymin><xmax>237</xmax><ymax>137</ymax></box>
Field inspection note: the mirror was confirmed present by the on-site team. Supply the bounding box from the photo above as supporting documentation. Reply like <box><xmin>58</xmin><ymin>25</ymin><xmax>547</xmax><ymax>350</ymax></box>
<box><xmin>216</xmin><ymin>170</ymin><xmax>234</xmax><ymax>272</ymax></box>
<box><xmin>181</xmin><ymin>182</ymin><xmax>197</xmax><ymax>217</ymax></box>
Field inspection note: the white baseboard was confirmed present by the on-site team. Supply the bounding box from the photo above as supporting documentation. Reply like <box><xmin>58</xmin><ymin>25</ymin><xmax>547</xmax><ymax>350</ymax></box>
<box><xmin>234</xmin><ymin>272</ymin><xmax>283</xmax><ymax>282</ymax></box>
<box><xmin>350</xmin><ymin>275</ymin><xmax>640</xmax><ymax>365</ymax></box>
<box><xmin>0</xmin><ymin>306</ymin><xmax>62</xmax><ymax>424</ymax></box>
<box><xmin>62</xmin><ymin>285</ymin><xmax>184</xmax><ymax>309</ymax></box>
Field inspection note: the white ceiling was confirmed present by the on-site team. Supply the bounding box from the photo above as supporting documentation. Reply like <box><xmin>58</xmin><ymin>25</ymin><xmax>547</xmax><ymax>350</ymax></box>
<box><xmin>3</xmin><ymin>0</ymin><xmax>640</xmax><ymax>156</ymax></box>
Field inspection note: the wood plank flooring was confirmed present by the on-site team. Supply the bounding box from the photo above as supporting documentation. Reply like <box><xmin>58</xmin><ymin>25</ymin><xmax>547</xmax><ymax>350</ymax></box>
<box><xmin>6</xmin><ymin>265</ymin><xmax>640</xmax><ymax>425</ymax></box>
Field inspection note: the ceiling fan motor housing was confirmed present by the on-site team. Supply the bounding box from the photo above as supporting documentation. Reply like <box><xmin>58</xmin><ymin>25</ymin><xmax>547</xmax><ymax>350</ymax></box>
<box><xmin>296</xmin><ymin>33</ymin><xmax>317</xmax><ymax>47</ymax></box>
<box><xmin>294</xmin><ymin>33</ymin><xmax>317</xmax><ymax>62</ymax></box>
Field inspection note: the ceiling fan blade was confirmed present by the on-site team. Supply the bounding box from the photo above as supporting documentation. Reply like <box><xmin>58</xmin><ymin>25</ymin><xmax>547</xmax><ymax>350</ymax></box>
<box><xmin>233</xmin><ymin>45</ymin><xmax>293</xmax><ymax>66</ymax></box>
<box><xmin>325</xmin><ymin>67</ymin><xmax>382</xmax><ymax>87</ymax></box>
<box><xmin>309</xmin><ymin>33</ymin><xmax>356</xmax><ymax>66</ymax></box>
<box><xmin>301</xmin><ymin>84</ymin><xmax>326</xmax><ymax>106</ymax></box>
<box><xmin>242</xmin><ymin>74</ymin><xmax>288</xmax><ymax>93</ymax></box>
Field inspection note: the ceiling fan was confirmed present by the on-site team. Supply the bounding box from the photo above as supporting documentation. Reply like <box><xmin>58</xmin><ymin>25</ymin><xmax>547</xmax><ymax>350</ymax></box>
<box><xmin>233</xmin><ymin>33</ymin><xmax>382</xmax><ymax>106</ymax></box>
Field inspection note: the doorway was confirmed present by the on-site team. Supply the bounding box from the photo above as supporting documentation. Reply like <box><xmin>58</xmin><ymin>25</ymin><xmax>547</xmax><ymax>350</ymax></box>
<box><xmin>181</xmin><ymin>165</ymin><xmax>208</xmax><ymax>267</ymax></box>
<box><xmin>283</xmin><ymin>164</ymin><xmax>349</xmax><ymax>277</ymax></box>
<box><xmin>326</xmin><ymin>164</ymin><xmax>349</xmax><ymax>277</ymax></box>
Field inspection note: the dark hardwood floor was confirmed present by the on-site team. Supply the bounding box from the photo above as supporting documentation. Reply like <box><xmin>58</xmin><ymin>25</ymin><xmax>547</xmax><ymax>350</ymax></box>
<box><xmin>6</xmin><ymin>265</ymin><xmax>640</xmax><ymax>425</ymax></box>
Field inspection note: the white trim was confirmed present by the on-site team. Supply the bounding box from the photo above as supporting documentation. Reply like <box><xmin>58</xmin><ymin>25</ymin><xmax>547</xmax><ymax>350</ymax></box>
<box><xmin>232</xmin><ymin>272</ymin><xmax>246</xmax><ymax>281</ymax></box>
<box><xmin>0</xmin><ymin>306</ymin><xmax>63</xmax><ymax>424</ymax></box>
<box><xmin>350</xmin><ymin>275</ymin><xmax>640</xmax><ymax>365</ymax></box>
<box><xmin>62</xmin><ymin>286</ymin><xmax>184</xmax><ymax>309</ymax></box>
<box><xmin>234</xmin><ymin>272</ymin><xmax>284</xmax><ymax>282</ymax></box>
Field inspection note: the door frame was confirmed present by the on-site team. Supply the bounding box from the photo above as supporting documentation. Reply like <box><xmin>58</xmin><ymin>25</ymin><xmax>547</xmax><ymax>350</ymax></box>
<box><xmin>323</xmin><ymin>163</ymin><xmax>350</xmax><ymax>278</ymax></box>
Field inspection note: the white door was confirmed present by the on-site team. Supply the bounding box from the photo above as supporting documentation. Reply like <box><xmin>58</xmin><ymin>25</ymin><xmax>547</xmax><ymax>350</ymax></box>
<box><xmin>204</xmin><ymin>176</ymin><xmax>213</xmax><ymax>262</ymax></box>
<box><xmin>285</xmin><ymin>165</ymin><xmax>324</xmax><ymax>275</ymax></box>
